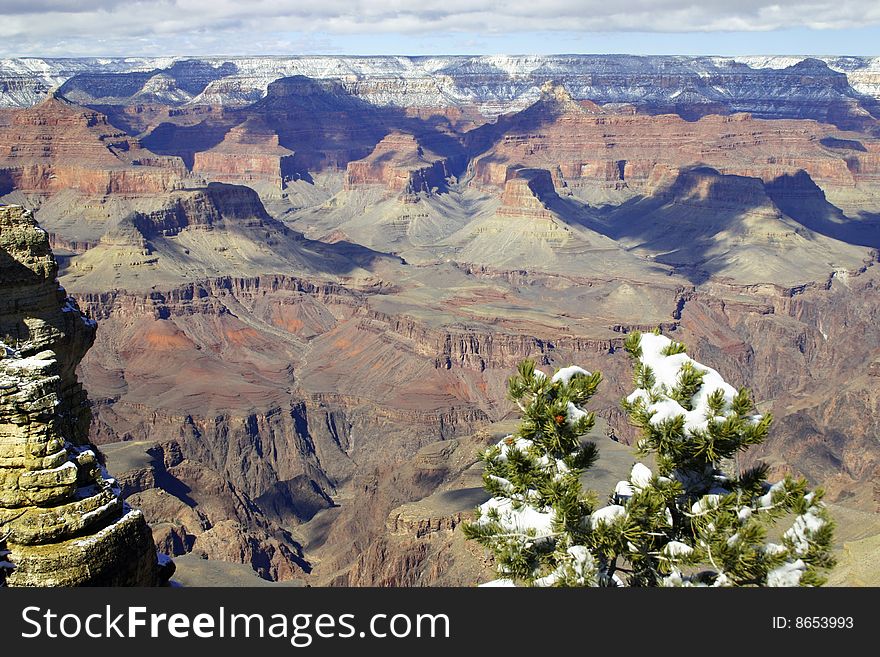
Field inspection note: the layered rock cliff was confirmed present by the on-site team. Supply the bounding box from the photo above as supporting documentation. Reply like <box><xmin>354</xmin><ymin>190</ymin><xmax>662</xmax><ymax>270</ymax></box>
<box><xmin>3</xmin><ymin>56</ymin><xmax>878</xmax><ymax>130</ymax></box>
<box><xmin>495</xmin><ymin>169</ymin><xmax>560</xmax><ymax>219</ymax></box>
<box><xmin>0</xmin><ymin>204</ymin><xmax>168</xmax><ymax>586</ymax></box>
<box><xmin>468</xmin><ymin>84</ymin><xmax>880</xmax><ymax>197</ymax></box>
<box><xmin>344</xmin><ymin>132</ymin><xmax>454</xmax><ymax>198</ymax></box>
<box><xmin>192</xmin><ymin>118</ymin><xmax>295</xmax><ymax>188</ymax></box>
<box><xmin>0</xmin><ymin>94</ymin><xmax>185</xmax><ymax>196</ymax></box>
<box><xmin>312</xmin><ymin>432</ymin><xmax>495</xmax><ymax>587</ymax></box>
<box><xmin>102</xmin><ymin>439</ymin><xmax>312</xmax><ymax>582</ymax></box>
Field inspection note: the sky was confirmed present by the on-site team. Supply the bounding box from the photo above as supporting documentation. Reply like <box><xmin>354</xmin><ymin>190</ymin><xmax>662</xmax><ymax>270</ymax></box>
<box><xmin>0</xmin><ymin>1</ymin><xmax>879</xmax><ymax>58</ymax></box>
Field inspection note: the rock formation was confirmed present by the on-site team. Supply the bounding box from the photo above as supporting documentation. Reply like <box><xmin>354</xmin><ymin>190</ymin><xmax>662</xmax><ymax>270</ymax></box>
<box><xmin>0</xmin><ymin>94</ymin><xmax>185</xmax><ymax>196</ymax></box>
<box><xmin>102</xmin><ymin>439</ymin><xmax>311</xmax><ymax>582</ymax></box>
<box><xmin>141</xmin><ymin>75</ymin><xmax>468</xmax><ymax>187</ymax></box>
<box><xmin>0</xmin><ymin>204</ymin><xmax>169</xmax><ymax>586</ymax></box>
<box><xmin>192</xmin><ymin>118</ymin><xmax>295</xmax><ymax>189</ymax></box>
<box><xmin>57</xmin><ymin>182</ymin><xmax>390</xmax><ymax>292</ymax></box>
<box><xmin>468</xmin><ymin>83</ymin><xmax>880</xmax><ymax>198</ymax></box>
<box><xmin>225</xmin><ymin>76</ymin><xmax>391</xmax><ymax>174</ymax></box>
<box><xmin>3</xmin><ymin>56</ymin><xmax>878</xmax><ymax>131</ymax></box>
<box><xmin>311</xmin><ymin>431</ymin><xmax>495</xmax><ymax>587</ymax></box>
<box><xmin>344</xmin><ymin>132</ymin><xmax>453</xmax><ymax>197</ymax></box>
<box><xmin>495</xmin><ymin>168</ymin><xmax>560</xmax><ymax>219</ymax></box>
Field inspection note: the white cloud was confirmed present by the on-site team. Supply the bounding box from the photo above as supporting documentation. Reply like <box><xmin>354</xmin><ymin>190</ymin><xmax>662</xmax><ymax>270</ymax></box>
<box><xmin>0</xmin><ymin>1</ymin><xmax>879</xmax><ymax>56</ymax></box>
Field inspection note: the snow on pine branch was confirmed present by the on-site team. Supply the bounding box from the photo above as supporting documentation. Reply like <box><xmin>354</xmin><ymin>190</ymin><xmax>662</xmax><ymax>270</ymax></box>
<box><xmin>466</xmin><ymin>339</ymin><xmax>836</xmax><ymax>588</ymax></box>
<box><xmin>624</xmin><ymin>332</ymin><xmax>755</xmax><ymax>437</ymax></box>
<box><xmin>465</xmin><ymin>360</ymin><xmax>601</xmax><ymax>586</ymax></box>
<box><xmin>618</xmin><ymin>331</ymin><xmax>835</xmax><ymax>587</ymax></box>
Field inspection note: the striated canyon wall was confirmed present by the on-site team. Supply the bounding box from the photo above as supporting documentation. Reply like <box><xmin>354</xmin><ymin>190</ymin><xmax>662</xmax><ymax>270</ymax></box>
<box><xmin>0</xmin><ymin>96</ymin><xmax>185</xmax><ymax>196</ymax></box>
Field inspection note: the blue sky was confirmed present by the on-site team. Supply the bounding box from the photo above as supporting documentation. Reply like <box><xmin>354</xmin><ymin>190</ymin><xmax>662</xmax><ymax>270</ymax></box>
<box><xmin>0</xmin><ymin>1</ymin><xmax>878</xmax><ymax>57</ymax></box>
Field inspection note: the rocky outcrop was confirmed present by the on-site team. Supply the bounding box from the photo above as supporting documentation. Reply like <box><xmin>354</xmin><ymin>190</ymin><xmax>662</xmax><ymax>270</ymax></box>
<box><xmin>127</xmin><ymin>182</ymin><xmax>280</xmax><ymax>237</ymax></box>
<box><xmin>386</xmin><ymin>506</ymin><xmax>466</xmax><ymax>538</ymax></box>
<box><xmin>54</xmin><ymin>182</ymin><xmax>381</xmax><ymax>292</ymax></box>
<box><xmin>255</xmin><ymin>474</ymin><xmax>334</xmax><ymax>525</ymax></box>
<box><xmin>242</xmin><ymin>76</ymin><xmax>391</xmax><ymax>173</ymax></box>
<box><xmin>0</xmin><ymin>204</ymin><xmax>168</xmax><ymax>586</ymax></box>
<box><xmin>674</xmin><ymin>259</ymin><xmax>880</xmax><ymax>505</ymax></box>
<box><xmin>358</xmin><ymin>306</ymin><xmax>626</xmax><ymax>371</ymax></box>
<box><xmin>103</xmin><ymin>439</ymin><xmax>311</xmax><ymax>582</ymax></box>
<box><xmin>313</xmin><ymin>434</ymin><xmax>494</xmax><ymax>587</ymax></box>
<box><xmin>138</xmin><ymin>75</ymin><xmax>470</xmax><ymax>183</ymax></box>
<box><xmin>192</xmin><ymin>118</ymin><xmax>295</xmax><ymax>188</ymax></box>
<box><xmin>0</xmin><ymin>94</ymin><xmax>185</xmax><ymax>195</ymax></box>
<box><xmin>495</xmin><ymin>168</ymin><xmax>559</xmax><ymax>219</ymax></box>
<box><xmin>469</xmin><ymin>85</ymin><xmax>880</xmax><ymax>197</ymax></box>
<box><xmin>344</xmin><ymin>132</ymin><xmax>453</xmax><ymax>197</ymax></box>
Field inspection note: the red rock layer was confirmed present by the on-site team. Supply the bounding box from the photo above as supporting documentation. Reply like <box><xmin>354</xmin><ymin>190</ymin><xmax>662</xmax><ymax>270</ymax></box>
<box><xmin>192</xmin><ymin>119</ymin><xmax>295</xmax><ymax>188</ymax></box>
<box><xmin>495</xmin><ymin>169</ymin><xmax>558</xmax><ymax>219</ymax></box>
<box><xmin>344</xmin><ymin>132</ymin><xmax>451</xmax><ymax>195</ymax></box>
<box><xmin>471</xmin><ymin>85</ymin><xmax>880</xmax><ymax>192</ymax></box>
<box><xmin>0</xmin><ymin>96</ymin><xmax>185</xmax><ymax>195</ymax></box>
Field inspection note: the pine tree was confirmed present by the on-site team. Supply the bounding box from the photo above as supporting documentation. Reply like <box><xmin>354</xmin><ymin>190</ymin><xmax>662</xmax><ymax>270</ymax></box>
<box><xmin>462</xmin><ymin>360</ymin><xmax>604</xmax><ymax>586</ymax></box>
<box><xmin>466</xmin><ymin>333</ymin><xmax>836</xmax><ymax>587</ymax></box>
<box><xmin>612</xmin><ymin>330</ymin><xmax>835</xmax><ymax>586</ymax></box>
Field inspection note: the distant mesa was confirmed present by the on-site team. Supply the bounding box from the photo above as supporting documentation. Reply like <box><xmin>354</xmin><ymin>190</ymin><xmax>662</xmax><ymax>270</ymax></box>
<box><xmin>245</xmin><ymin>75</ymin><xmax>389</xmax><ymax>172</ymax></box>
<box><xmin>344</xmin><ymin>132</ymin><xmax>454</xmax><ymax>198</ymax></box>
<box><xmin>538</xmin><ymin>80</ymin><xmax>593</xmax><ymax>114</ymax></box>
<box><xmin>496</xmin><ymin>168</ymin><xmax>561</xmax><ymax>219</ymax></box>
<box><xmin>138</xmin><ymin>74</ymin><xmax>397</xmax><ymax>181</ymax></box>
<box><xmin>192</xmin><ymin>117</ymin><xmax>295</xmax><ymax>189</ymax></box>
<box><xmin>258</xmin><ymin>75</ymin><xmax>367</xmax><ymax>109</ymax></box>
<box><xmin>0</xmin><ymin>93</ymin><xmax>185</xmax><ymax>196</ymax></box>
<box><xmin>469</xmin><ymin>86</ymin><xmax>880</xmax><ymax>196</ymax></box>
<box><xmin>56</xmin><ymin>60</ymin><xmax>239</xmax><ymax>107</ymax></box>
<box><xmin>598</xmin><ymin>165</ymin><xmax>873</xmax><ymax>283</ymax></box>
<box><xmin>447</xmin><ymin>165</ymin><xmax>658</xmax><ymax>276</ymax></box>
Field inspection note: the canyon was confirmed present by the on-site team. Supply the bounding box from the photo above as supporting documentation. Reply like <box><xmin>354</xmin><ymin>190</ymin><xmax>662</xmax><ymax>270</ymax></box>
<box><xmin>1</xmin><ymin>55</ymin><xmax>879</xmax><ymax>586</ymax></box>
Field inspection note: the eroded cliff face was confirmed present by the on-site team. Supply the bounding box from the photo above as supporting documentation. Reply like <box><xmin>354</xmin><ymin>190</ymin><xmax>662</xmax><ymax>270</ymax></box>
<box><xmin>313</xmin><ymin>432</ymin><xmax>495</xmax><ymax>587</ymax></box>
<box><xmin>0</xmin><ymin>204</ymin><xmax>168</xmax><ymax>586</ymax></box>
<box><xmin>102</xmin><ymin>439</ymin><xmax>312</xmax><ymax>582</ymax></box>
<box><xmin>679</xmin><ymin>263</ymin><xmax>880</xmax><ymax>505</ymax></box>
<box><xmin>468</xmin><ymin>85</ymin><xmax>880</xmax><ymax>197</ymax></box>
<box><xmin>192</xmin><ymin>119</ymin><xmax>295</xmax><ymax>189</ymax></box>
<box><xmin>0</xmin><ymin>95</ymin><xmax>185</xmax><ymax>196</ymax></box>
<box><xmin>344</xmin><ymin>132</ymin><xmax>454</xmax><ymax>198</ymax></box>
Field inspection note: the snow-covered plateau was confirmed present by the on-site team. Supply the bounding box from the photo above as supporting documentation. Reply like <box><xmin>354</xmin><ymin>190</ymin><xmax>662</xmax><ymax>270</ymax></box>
<box><xmin>1</xmin><ymin>54</ymin><xmax>878</xmax><ymax>116</ymax></box>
